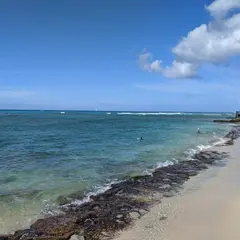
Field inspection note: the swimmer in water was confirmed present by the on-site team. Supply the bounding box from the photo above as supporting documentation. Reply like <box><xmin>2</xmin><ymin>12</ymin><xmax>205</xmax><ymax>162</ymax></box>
<box><xmin>197</xmin><ymin>128</ymin><xmax>201</xmax><ymax>134</ymax></box>
<box><xmin>137</xmin><ymin>137</ymin><xmax>143</xmax><ymax>141</ymax></box>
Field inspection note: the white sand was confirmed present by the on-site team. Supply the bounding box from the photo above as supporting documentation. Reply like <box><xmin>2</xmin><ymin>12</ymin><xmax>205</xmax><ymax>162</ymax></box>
<box><xmin>115</xmin><ymin>139</ymin><xmax>240</xmax><ymax>240</ymax></box>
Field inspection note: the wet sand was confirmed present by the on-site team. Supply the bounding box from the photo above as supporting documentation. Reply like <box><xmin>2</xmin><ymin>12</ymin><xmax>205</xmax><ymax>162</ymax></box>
<box><xmin>115</xmin><ymin>139</ymin><xmax>240</xmax><ymax>240</ymax></box>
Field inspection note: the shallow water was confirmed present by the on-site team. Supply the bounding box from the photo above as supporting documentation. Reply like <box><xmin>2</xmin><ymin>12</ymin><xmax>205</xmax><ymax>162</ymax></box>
<box><xmin>0</xmin><ymin>110</ymin><xmax>233</xmax><ymax>233</ymax></box>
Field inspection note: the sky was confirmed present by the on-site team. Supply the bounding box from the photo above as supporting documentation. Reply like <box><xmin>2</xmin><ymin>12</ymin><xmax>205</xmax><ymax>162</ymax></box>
<box><xmin>1</xmin><ymin>0</ymin><xmax>240</xmax><ymax>111</ymax></box>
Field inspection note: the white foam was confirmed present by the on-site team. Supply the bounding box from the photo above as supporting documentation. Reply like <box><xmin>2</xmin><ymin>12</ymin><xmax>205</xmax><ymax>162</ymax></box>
<box><xmin>185</xmin><ymin>133</ymin><xmax>229</xmax><ymax>160</ymax></box>
<box><xmin>213</xmin><ymin>137</ymin><xmax>228</xmax><ymax>146</ymax></box>
<box><xmin>66</xmin><ymin>179</ymin><xmax>120</xmax><ymax>207</ymax></box>
<box><xmin>143</xmin><ymin>169</ymin><xmax>152</xmax><ymax>175</ymax></box>
<box><xmin>117</xmin><ymin>112</ymin><xmax>185</xmax><ymax>116</ymax></box>
<box><xmin>42</xmin><ymin>202</ymin><xmax>63</xmax><ymax>217</ymax></box>
<box><xmin>197</xmin><ymin>144</ymin><xmax>212</xmax><ymax>151</ymax></box>
<box><xmin>185</xmin><ymin>144</ymin><xmax>212</xmax><ymax>160</ymax></box>
<box><xmin>203</xmin><ymin>113</ymin><xmax>222</xmax><ymax>116</ymax></box>
<box><xmin>116</xmin><ymin>112</ymin><xmax>234</xmax><ymax>116</ymax></box>
<box><xmin>156</xmin><ymin>159</ymin><xmax>175</xmax><ymax>168</ymax></box>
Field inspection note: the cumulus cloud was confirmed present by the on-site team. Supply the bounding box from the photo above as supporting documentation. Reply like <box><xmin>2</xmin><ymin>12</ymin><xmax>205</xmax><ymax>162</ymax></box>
<box><xmin>137</xmin><ymin>52</ymin><xmax>162</xmax><ymax>72</ymax></box>
<box><xmin>138</xmin><ymin>0</ymin><xmax>240</xmax><ymax>79</ymax></box>
<box><xmin>206</xmin><ymin>0</ymin><xmax>240</xmax><ymax>18</ymax></box>
<box><xmin>137</xmin><ymin>52</ymin><xmax>197</xmax><ymax>78</ymax></box>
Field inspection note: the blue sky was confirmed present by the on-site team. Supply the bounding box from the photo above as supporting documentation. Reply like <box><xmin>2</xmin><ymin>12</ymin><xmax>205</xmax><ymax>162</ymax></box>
<box><xmin>1</xmin><ymin>0</ymin><xmax>240</xmax><ymax>111</ymax></box>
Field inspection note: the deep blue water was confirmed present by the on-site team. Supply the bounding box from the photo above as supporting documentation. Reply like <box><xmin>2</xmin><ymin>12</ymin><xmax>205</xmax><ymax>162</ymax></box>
<box><xmin>0</xmin><ymin>110</ymin><xmax>233</xmax><ymax>233</ymax></box>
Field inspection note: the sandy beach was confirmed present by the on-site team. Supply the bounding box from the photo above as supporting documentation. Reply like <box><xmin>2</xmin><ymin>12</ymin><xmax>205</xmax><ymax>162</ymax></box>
<box><xmin>115</xmin><ymin>139</ymin><xmax>240</xmax><ymax>240</ymax></box>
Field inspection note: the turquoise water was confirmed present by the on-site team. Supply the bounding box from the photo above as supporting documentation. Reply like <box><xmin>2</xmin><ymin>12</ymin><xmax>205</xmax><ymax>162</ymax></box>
<box><xmin>0</xmin><ymin>110</ymin><xmax>233</xmax><ymax>232</ymax></box>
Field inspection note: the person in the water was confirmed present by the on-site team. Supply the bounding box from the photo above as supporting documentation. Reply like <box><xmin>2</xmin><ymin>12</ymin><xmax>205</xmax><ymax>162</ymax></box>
<box><xmin>137</xmin><ymin>137</ymin><xmax>143</xmax><ymax>141</ymax></box>
<box><xmin>197</xmin><ymin>128</ymin><xmax>201</xmax><ymax>134</ymax></box>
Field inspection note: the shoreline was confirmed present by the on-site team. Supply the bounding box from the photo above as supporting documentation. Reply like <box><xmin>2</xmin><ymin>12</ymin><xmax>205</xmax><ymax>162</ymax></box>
<box><xmin>115</xmin><ymin>137</ymin><xmax>240</xmax><ymax>240</ymax></box>
<box><xmin>2</xmin><ymin>126</ymin><xmax>240</xmax><ymax>240</ymax></box>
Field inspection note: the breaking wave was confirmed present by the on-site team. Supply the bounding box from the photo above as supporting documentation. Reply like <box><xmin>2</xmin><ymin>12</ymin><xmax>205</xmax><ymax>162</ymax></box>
<box><xmin>117</xmin><ymin>112</ymin><xmax>186</xmax><ymax>116</ymax></box>
<box><xmin>117</xmin><ymin>112</ymin><xmax>233</xmax><ymax>116</ymax></box>
<box><xmin>45</xmin><ymin>128</ymin><xmax>232</xmax><ymax>212</ymax></box>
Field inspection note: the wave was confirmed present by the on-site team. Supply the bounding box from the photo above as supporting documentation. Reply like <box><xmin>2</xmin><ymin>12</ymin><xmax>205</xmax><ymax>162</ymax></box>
<box><xmin>61</xmin><ymin>133</ymin><xmax>226</xmax><ymax>208</ymax></box>
<box><xmin>213</xmin><ymin>137</ymin><xmax>228</xmax><ymax>146</ymax></box>
<box><xmin>65</xmin><ymin>134</ymin><xmax>229</xmax><ymax>207</ymax></box>
<box><xmin>185</xmin><ymin>144</ymin><xmax>212</xmax><ymax>160</ymax></box>
<box><xmin>203</xmin><ymin>113</ymin><xmax>222</xmax><ymax>116</ymax></box>
<box><xmin>156</xmin><ymin>159</ymin><xmax>175</xmax><ymax>168</ymax></box>
<box><xmin>202</xmin><ymin>113</ymin><xmax>234</xmax><ymax>116</ymax></box>
<box><xmin>117</xmin><ymin>112</ymin><xmax>234</xmax><ymax>117</ymax></box>
<box><xmin>45</xmin><ymin>128</ymin><xmax>231</xmax><ymax>212</ymax></box>
<box><xmin>42</xmin><ymin>181</ymin><xmax>118</xmax><ymax>216</ymax></box>
<box><xmin>184</xmin><ymin>134</ymin><xmax>229</xmax><ymax>161</ymax></box>
<box><xmin>117</xmin><ymin>112</ymin><xmax>186</xmax><ymax>116</ymax></box>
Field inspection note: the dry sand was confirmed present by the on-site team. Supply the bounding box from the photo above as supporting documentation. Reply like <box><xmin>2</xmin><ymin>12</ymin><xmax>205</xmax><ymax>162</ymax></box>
<box><xmin>115</xmin><ymin>139</ymin><xmax>240</xmax><ymax>240</ymax></box>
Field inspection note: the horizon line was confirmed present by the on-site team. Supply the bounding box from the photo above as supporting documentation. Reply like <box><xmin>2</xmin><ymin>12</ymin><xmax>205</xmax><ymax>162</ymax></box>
<box><xmin>0</xmin><ymin>109</ymin><xmax>236</xmax><ymax>113</ymax></box>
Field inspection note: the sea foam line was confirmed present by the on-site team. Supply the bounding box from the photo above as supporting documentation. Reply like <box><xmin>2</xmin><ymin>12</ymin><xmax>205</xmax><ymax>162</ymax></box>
<box><xmin>117</xmin><ymin>112</ymin><xmax>185</xmax><ymax>116</ymax></box>
<box><xmin>117</xmin><ymin>112</ymin><xmax>234</xmax><ymax>116</ymax></box>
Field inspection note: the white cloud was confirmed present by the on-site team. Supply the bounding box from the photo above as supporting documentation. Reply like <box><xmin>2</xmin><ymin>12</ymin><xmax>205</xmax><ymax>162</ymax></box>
<box><xmin>138</xmin><ymin>0</ymin><xmax>240</xmax><ymax>79</ymax></box>
<box><xmin>206</xmin><ymin>0</ymin><xmax>240</xmax><ymax>18</ymax></box>
<box><xmin>137</xmin><ymin>52</ymin><xmax>162</xmax><ymax>72</ymax></box>
<box><xmin>137</xmin><ymin>52</ymin><xmax>197</xmax><ymax>78</ymax></box>
<box><xmin>162</xmin><ymin>61</ymin><xmax>197</xmax><ymax>78</ymax></box>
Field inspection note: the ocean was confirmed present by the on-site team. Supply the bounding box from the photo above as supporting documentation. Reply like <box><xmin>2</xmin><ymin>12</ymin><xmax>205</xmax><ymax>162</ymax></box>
<box><xmin>0</xmin><ymin>110</ymin><xmax>234</xmax><ymax>233</ymax></box>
